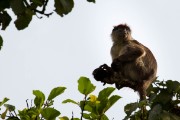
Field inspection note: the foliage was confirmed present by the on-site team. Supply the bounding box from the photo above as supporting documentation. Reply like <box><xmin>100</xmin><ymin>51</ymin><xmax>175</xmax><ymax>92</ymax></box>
<box><xmin>123</xmin><ymin>80</ymin><xmax>180</xmax><ymax>120</ymax></box>
<box><xmin>0</xmin><ymin>0</ymin><xmax>95</xmax><ymax>30</ymax></box>
<box><xmin>0</xmin><ymin>77</ymin><xmax>121</xmax><ymax>120</ymax></box>
<box><xmin>0</xmin><ymin>77</ymin><xmax>180</xmax><ymax>120</ymax></box>
<box><xmin>0</xmin><ymin>0</ymin><xmax>95</xmax><ymax>50</ymax></box>
<box><xmin>63</xmin><ymin>77</ymin><xmax>121</xmax><ymax>120</ymax></box>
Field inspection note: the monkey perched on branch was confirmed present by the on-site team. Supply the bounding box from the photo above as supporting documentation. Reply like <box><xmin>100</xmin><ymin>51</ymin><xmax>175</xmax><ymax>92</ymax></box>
<box><xmin>93</xmin><ymin>24</ymin><xmax>157</xmax><ymax>101</ymax></box>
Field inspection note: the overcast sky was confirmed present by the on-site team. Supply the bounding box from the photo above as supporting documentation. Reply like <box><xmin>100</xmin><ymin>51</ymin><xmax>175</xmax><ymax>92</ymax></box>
<box><xmin>1</xmin><ymin>0</ymin><xmax>180</xmax><ymax>119</ymax></box>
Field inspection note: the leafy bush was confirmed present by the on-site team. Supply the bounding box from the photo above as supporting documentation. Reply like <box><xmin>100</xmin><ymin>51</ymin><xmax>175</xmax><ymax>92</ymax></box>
<box><xmin>0</xmin><ymin>77</ymin><xmax>121</xmax><ymax>120</ymax></box>
<box><xmin>0</xmin><ymin>77</ymin><xmax>180</xmax><ymax>120</ymax></box>
<box><xmin>124</xmin><ymin>80</ymin><xmax>180</xmax><ymax>120</ymax></box>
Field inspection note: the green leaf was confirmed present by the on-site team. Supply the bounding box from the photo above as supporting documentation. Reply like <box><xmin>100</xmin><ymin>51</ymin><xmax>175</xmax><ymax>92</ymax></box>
<box><xmin>1</xmin><ymin>109</ymin><xmax>8</xmax><ymax>119</ymax></box>
<box><xmin>18</xmin><ymin>107</ymin><xmax>39</xmax><ymax>119</ymax></box>
<box><xmin>98</xmin><ymin>87</ymin><xmax>115</xmax><ymax>101</ymax></box>
<box><xmin>100</xmin><ymin>114</ymin><xmax>109</xmax><ymax>120</ymax></box>
<box><xmin>105</xmin><ymin>95</ymin><xmax>121</xmax><ymax>112</ymax></box>
<box><xmin>48</xmin><ymin>86</ymin><xmax>66</xmax><ymax>101</ymax></box>
<box><xmin>78</xmin><ymin>76</ymin><xmax>96</xmax><ymax>95</ymax></box>
<box><xmin>33</xmin><ymin>90</ymin><xmax>45</xmax><ymax>108</ymax></box>
<box><xmin>62</xmin><ymin>99</ymin><xmax>78</xmax><ymax>105</ymax></box>
<box><xmin>10</xmin><ymin>0</ymin><xmax>26</xmax><ymax>15</ymax></box>
<box><xmin>124</xmin><ymin>102</ymin><xmax>138</xmax><ymax>116</ymax></box>
<box><xmin>18</xmin><ymin>108</ymin><xmax>33</xmax><ymax>119</ymax></box>
<box><xmin>14</xmin><ymin>8</ymin><xmax>33</xmax><ymax>30</ymax></box>
<box><xmin>72</xmin><ymin>118</ymin><xmax>80</xmax><ymax>120</ymax></box>
<box><xmin>54</xmin><ymin>0</ymin><xmax>74</xmax><ymax>17</ymax></box>
<box><xmin>0</xmin><ymin>11</ymin><xmax>12</xmax><ymax>30</ymax></box>
<box><xmin>96</xmin><ymin>98</ymin><xmax>108</xmax><ymax>115</ymax></box>
<box><xmin>59</xmin><ymin>116</ymin><xmax>69</xmax><ymax>120</ymax></box>
<box><xmin>41</xmin><ymin>108</ymin><xmax>60</xmax><ymax>120</ymax></box>
<box><xmin>4</xmin><ymin>104</ymin><xmax>15</xmax><ymax>111</ymax></box>
<box><xmin>82</xmin><ymin>113</ymin><xmax>91</xmax><ymax>119</ymax></box>
<box><xmin>87</xmin><ymin>0</ymin><xmax>95</xmax><ymax>3</ymax></box>
<box><xmin>0</xmin><ymin>97</ymin><xmax>9</xmax><ymax>107</ymax></box>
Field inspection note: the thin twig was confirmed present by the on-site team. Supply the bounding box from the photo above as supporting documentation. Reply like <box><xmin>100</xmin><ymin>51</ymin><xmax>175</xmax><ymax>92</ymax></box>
<box><xmin>80</xmin><ymin>95</ymin><xmax>87</xmax><ymax>120</ymax></box>
<box><xmin>26</xmin><ymin>99</ymin><xmax>29</xmax><ymax>109</ymax></box>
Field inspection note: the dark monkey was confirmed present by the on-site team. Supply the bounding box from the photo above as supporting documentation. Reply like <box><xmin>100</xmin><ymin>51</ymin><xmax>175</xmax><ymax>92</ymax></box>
<box><xmin>93</xmin><ymin>24</ymin><xmax>157</xmax><ymax>101</ymax></box>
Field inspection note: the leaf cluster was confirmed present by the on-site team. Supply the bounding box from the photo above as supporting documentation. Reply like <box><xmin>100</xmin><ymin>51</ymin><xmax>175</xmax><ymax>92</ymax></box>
<box><xmin>124</xmin><ymin>80</ymin><xmax>180</xmax><ymax>120</ymax></box>
<box><xmin>0</xmin><ymin>87</ymin><xmax>66</xmax><ymax>120</ymax></box>
<box><xmin>0</xmin><ymin>77</ymin><xmax>121</xmax><ymax>120</ymax></box>
<box><xmin>0</xmin><ymin>0</ymin><xmax>95</xmax><ymax>49</ymax></box>
<box><xmin>62</xmin><ymin>77</ymin><xmax>121</xmax><ymax>120</ymax></box>
<box><xmin>0</xmin><ymin>0</ymin><xmax>95</xmax><ymax>31</ymax></box>
<box><xmin>0</xmin><ymin>78</ymin><xmax>180</xmax><ymax>120</ymax></box>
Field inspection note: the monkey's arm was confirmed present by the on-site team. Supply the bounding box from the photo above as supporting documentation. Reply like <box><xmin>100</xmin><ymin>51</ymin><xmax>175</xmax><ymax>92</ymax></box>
<box><xmin>117</xmin><ymin>44</ymin><xmax>145</xmax><ymax>62</ymax></box>
<box><xmin>111</xmin><ymin>44</ymin><xmax>145</xmax><ymax>71</ymax></box>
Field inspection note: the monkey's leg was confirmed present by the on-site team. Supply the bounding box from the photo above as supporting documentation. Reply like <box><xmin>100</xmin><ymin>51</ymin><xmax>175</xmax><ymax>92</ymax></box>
<box><xmin>138</xmin><ymin>84</ymin><xmax>148</xmax><ymax>120</ymax></box>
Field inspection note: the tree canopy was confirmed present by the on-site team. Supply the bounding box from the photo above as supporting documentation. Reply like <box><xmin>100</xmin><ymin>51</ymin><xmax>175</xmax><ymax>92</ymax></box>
<box><xmin>0</xmin><ymin>0</ymin><xmax>95</xmax><ymax>50</ymax></box>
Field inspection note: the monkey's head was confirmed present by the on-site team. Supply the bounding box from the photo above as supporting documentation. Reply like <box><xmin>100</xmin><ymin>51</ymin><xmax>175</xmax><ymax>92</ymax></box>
<box><xmin>111</xmin><ymin>24</ymin><xmax>132</xmax><ymax>42</ymax></box>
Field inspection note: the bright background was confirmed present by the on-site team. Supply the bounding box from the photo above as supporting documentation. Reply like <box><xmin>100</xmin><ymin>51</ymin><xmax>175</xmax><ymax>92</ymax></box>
<box><xmin>1</xmin><ymin>0</ymin><xmax>180</xmax><ymax>119</ymax></box>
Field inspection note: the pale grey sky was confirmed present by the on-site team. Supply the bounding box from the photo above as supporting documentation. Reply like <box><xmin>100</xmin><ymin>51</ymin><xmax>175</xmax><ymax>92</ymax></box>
<box><xmin>1</xmin><ymin>0</ymin><xmax>180</xmax><ymax>119</ymax></box>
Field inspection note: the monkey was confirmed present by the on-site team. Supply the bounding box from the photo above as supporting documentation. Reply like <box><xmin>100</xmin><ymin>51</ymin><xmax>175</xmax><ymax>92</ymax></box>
<box><xmin>110</xmin><ymin>24</ymin><xmax>157</xmax><ymax>100</ymax></box>
<box><xmin>93</xmin><ymin>24</ymin><xmax>157</xmax><ymax>102</ymax></box>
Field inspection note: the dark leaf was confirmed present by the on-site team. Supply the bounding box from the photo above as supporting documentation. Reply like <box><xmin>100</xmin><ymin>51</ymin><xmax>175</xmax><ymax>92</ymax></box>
<box><xmin>4</xmin><ymin>104</ymin><xmax>15</xmax><ymax>111</ymax></box>
<box><xmin>124</xmin><ymin>102</ymin><xmax>138</xmax><ymax>116</ymax></box>
<box><xmin>0</xmin><ymin>0</ymin><xmax>10</xmax><ymax>11</ymax></box>
<box><xmin>0</xmin><ymin>35</ymin><xmax>2</xmax><ymax>50</ymax></box>
<box><xmin>54</xmin><ymin>0</ymin><xmax>74</xmax><ymax>17</ymax></box>
<box><xmin>87</xmin><ymin>0</ymin><xmax>95</xmax><ymax>3</ymax></box>
<box><xmin>159</xmin><ymin>110</ymin><xmax>180</xmax><ymax>120</ymax></box>
<box><xmin>166</xmin><ymin>80</ymin><xmax>180</xmax><ymax>93</ymax></box>
<box><xmin>14</xmin><ymin>8</ymin><xmax>33</xmax><ymax>30</ymax></box>
<box><xmin>10</xmin><ymin>0</ymin><xmax>26</xmax><ymax>15</ymax></box>
<box><xmin>153</xmin><ymin>89</ymin><xmax>172</xmax><ymax>107</ymax></box>
<box><xmin>148</xmin><ymin>104</ymin><xmax>162</xmax><ymax>120</ymax></box>
<box><xmin>31</xmin><ymin>0</ymin><xmax>44</xmax><ymax>7</ymax></box>
<box><xmin>0</xmin><ymin>11</ymin><xmax>12</xmax><ymax>30</ymax></box>
<box><xmin>6</xmin><ymin>117</ymin><xmax>20</xmax><ymax>120</ymax></box>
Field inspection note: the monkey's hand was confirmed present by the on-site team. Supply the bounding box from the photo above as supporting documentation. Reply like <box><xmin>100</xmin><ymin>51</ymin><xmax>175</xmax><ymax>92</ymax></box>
<box><xmin>111</xmin><ymin>58</ymin><xmax>122</xmax><ymax>72</ymax></box>
<box><xmin>93</xmin><ymin>64</ymin><xmax>113</xmax><ymax>83</ymax></box>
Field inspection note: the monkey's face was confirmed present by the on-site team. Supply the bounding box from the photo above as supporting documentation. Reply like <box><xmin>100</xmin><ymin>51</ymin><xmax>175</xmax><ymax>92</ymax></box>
<box><xmin>111</xmin><ymin>24</ymin><xmax>131</xmax><ymax>42</ymax></box>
